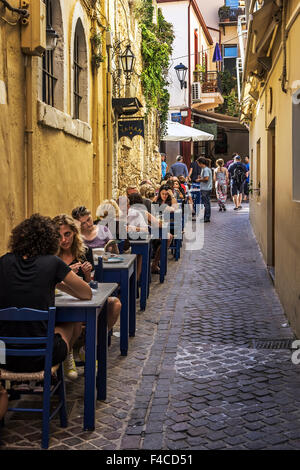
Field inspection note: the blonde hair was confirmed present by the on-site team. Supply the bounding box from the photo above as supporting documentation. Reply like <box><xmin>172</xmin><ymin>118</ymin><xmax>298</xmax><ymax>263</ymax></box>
<box><xmin>216</xmin><ymin>159</ymin><xmax>224</xmax><ymax>167</ymax></box>
<box><xmin>140</xmin><ymin>184</ymin><xmax>151</xmax><ymax>197</ymax></box>
<box><xmin>96</xmin><ymin>199</ymin><xmax>120</xmax><ymax>219</ymax></box>
<box><xmin>145</xmin><ymin>187</ymin><xmax>155</xmax><ymax>200</ymax></box>
<box><xmin>53</xmin><ymin>214</ymin><xmax>86</xmax><ymax>261</ymax></box>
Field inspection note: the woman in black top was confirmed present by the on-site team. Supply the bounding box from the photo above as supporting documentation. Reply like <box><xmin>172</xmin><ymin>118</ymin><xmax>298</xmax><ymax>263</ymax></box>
<box><xmin>0</xmin><ymin>214</ymin><xmax>92</xmax><ymax>379</ymax></box>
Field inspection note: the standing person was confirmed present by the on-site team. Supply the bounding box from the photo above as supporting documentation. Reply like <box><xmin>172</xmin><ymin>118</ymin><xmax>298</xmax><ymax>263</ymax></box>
<box><xmin>170</xmin><ymin>155</ymin><xmax>189</xmax><ymax>178</ymax></box>
<box><xmin>197</xmin><ymin>157</ymin><xmax>213</xmax><ymax>223</ymax></box>
<box><xmin>161</xmin><ymin>153</ymin><xmax>168</xmax><ymax>180</ymax></box>
<box><xmin>228</xmin><ymin>155</ymin><xmax>247</xmax><ymax>210</ymax></box>
<box><xmin>225</xmin><ymin>153</ymin><xmax>238</xmax><ymax>169</ymax></box>
<box><xmin>213</xmin><ymin>159</ymin><xmax>229</xmax><ymax>212</ymax></box>
<box><xmin>188</xmin><ymin>157</ymin><xmax>202</xmax><ymax>216</ymax></box>
<box><xmin>243</xmin><ymin>156</ymin><xmax>250</xmax><ymax>202</ymax></box>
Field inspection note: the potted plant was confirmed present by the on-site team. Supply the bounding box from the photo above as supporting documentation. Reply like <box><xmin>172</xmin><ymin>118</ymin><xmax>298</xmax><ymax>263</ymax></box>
<box><xmin>218</xmin><ymin>5</ymin><xmax>230</xmax><ymax>22</ymax></box>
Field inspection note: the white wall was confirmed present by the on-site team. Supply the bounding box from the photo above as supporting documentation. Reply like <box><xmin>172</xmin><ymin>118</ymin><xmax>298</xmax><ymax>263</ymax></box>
<box><xmin>159</xmin><ymin>2</ymin><xmax>189</xmax><ymax>109</ymax></box>
<box><xmin>196</xmin><ymin>0</ymin><xmax>223</xmax><ymax>48</ymax></box>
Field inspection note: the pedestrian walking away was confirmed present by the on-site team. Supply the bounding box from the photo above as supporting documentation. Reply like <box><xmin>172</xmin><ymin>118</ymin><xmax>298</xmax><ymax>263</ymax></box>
<box><xmin>198</xmin><ymin>157</ymin><xmax>212</xmax><ymax>223</ymax></box>
<box><xmin>170</xmin><ymin>155</ymin><xmax>188</xmax><ymax>178</ymax></box>
<box><xmin>243</xmin><ymin>155</ymin><xmax>250</xmax><ymax>202</ymax></box>
<box><xmin>214</xmin><ymin>158</ymin><xmax>229</xmax><ymax>212</ymax></box>
<box><xmin>188</xmin><ymin>157</ymin><xmax>202</xmax><ymax>216</ymax></box>
<box><xmin>228</xmin><ymin>155</ymin><xmax>247</xmax><ymax>210</ymax></box>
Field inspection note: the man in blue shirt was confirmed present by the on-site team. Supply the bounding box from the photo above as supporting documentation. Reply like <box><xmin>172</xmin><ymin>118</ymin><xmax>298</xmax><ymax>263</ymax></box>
<box><xmin>198</xmin><ymin>157</ymin><xmax>213</xmax><ymax>223</ymax></box>
<box><xmin>161</xmin><ymin>153</ymin><xmax>168</xmax><ymax>180</ymax></box>
<box><xmin>243</xmin><ymin>156</ymin><xmax>250</xmax><ymax>202</ymax></box>
<box><xmin>228</xmin><ymin>155</ymin><xmax>247</xmax><ymax>210</ymax></box>
<box><xmin>170</xmin><ymin>155</ymin><xmax>188</xmax><ymax>178</ymax></box>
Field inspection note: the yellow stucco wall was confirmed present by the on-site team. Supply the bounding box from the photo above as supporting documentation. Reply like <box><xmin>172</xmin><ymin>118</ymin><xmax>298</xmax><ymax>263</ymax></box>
<box><xmin>0</xmin><ymin>1</ymin><xmax>105</xmax><ymax>255</ymax></box>
<box><xmin>248</xmin><ymin>13</ymin><xmax>300</xmax><ymax>335</ymax></box>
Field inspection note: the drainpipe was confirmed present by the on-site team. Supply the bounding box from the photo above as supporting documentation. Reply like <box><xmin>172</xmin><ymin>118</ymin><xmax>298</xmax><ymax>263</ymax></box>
<box><xmin>24</xmin><ymin>55</ymin><xmax>33</xmax><ymax>217</ymax></box>
<box><xmin>91</xmin><ymin>14</ymin><xmax>100</xmax><ymax>215</ymax></box>
<box><xmin>106</xmin><ymin>52</ymin><xmax>113</xmax><ymax>199</ymax></box>
<box><xmin>281</xmin><ymin>0</ymin><xmax>287</xmax><ymax>93</ymax></box>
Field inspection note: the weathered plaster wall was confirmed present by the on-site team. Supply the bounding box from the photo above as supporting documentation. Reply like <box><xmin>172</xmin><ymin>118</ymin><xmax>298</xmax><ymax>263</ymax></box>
<box><xmin>0</xmin><ymin>0</ymin><xmax>102</xmax><ymax>254</ymax></box>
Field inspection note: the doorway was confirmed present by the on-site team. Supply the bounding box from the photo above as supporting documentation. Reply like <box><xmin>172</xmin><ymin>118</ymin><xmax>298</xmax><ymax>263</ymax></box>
<box><xmin>267</xmin><ymin>119</ymin><xmax>276</xmax><ymax>281</ymax></box>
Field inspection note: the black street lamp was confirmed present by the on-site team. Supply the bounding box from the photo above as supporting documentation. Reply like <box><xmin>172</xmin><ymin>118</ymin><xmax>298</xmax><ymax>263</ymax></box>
<box><xmin>120</xmin><ymin>44</ymin><xmax>135</xmax><ymax>81</ymax></box>
<box><xmin>174</xmin><ymin>62</ymin><xmax>188</xmax><ymax>89</ymax></box>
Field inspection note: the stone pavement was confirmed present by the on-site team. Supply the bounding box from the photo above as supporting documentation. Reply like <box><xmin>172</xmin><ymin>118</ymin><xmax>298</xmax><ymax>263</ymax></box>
<box><xmin>1</xmin><ymin>202</ymin><xmax>300</xmax><ymax>450</ymax></box>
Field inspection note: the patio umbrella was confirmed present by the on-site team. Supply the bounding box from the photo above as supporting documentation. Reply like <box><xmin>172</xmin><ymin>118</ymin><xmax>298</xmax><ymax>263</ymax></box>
<box><xmin>212</xmin><ymin>42</ymin><xmax>222</xmax><ymax>62</ymax></box>
<box><xmin>161</xmin><ymin>120</ymin><xmax>214</xmax><ymax>142</ymax></box>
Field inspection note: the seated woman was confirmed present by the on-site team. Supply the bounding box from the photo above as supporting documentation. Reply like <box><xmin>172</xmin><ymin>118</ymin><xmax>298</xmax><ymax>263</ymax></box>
<box><xmin>153</xmin><ymin>184</ymin><xmax>178</xmax><ymax>211</ymax></box>
<box><xmin>71</xmin><ymin>206</ymin><xmax>118</xmax><ymax>253</ymax></box>
<box><xmin>96</xmin><ymin>199</ymin><xmax>129</xmax><ymax>251</ymax></box>
<box><xmin>0</xmin><ymin>214</ymin><xmax>92</xmax><ymax>409</ymax></box>
<box><xmin>53</xmin><ymin>214</ymin><xmax>121</xmax><ymax>378</ymax></box>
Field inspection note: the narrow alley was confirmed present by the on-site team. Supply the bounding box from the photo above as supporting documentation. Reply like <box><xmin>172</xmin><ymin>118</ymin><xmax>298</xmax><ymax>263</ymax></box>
<box><xmin>1</xmin><ymin>204</ymin><xmax>299</xmax><ymax>451</ymax></box>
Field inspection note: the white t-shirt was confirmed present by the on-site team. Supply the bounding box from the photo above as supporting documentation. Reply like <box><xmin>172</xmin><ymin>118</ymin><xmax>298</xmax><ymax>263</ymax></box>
<box><xmin>127</xmin><ymin>207</ymin><xmax>148</xmax><ymax>229</ymax></box>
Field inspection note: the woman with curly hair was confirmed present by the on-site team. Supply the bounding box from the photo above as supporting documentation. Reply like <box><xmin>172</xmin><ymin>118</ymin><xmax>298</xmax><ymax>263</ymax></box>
<box><xmin>0</xmin><ymin>214</ymin><xmax>91</xmax><ymax>386</ymax></box>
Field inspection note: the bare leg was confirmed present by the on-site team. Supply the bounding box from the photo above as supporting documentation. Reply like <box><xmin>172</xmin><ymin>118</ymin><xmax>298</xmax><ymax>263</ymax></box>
<box><xmin>107</xmin><ymin>297</ymin><xmax>121</xmax><ymax>330</ymax></box>
<box><xmin>55</xmin><ymin>322</ymin><xmax>82</xmax><ymax>352</ymax></box>
<box><xmin>136</xmin><ymin>254</ymin><xmax>142</xmax><ymax>281</ymax></box>
<box><xmin>0</xmin><ymin>384</ymin><xmax>8</xmax><ymax>420</ymax></box>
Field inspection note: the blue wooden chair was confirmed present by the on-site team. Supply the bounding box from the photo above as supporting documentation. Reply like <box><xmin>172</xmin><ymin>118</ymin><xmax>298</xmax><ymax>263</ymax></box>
<box><xmin>0</xmin><ymin>307</ymin><xmax>68</xmax><ymax>449</ymax></box>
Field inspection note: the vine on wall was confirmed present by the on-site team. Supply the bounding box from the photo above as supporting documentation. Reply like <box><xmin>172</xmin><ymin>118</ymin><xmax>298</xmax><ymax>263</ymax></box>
<box><xmin>136</xmin><ymin>0</ymin><xmax>174</xmax><ymax>135</ymax></box>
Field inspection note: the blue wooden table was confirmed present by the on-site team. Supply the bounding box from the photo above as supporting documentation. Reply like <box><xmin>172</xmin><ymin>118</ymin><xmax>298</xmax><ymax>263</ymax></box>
<box><xmin>55</xmin><ymin>283</ymin><xmax>118</xmax><ymax>431</ymax></box>
<box><xmin>94</xmin><ymin>254</ymin><xmax>137</xmax><ymax>356</ymax></box>
<box><xmin>130</xmin><ymin>237</ymin><xmax>151</xmax><ymax>311</ymax></box>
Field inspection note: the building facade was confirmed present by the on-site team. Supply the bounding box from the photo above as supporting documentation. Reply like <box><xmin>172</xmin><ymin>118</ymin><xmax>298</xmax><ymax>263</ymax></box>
<box><xmin>158</xmin><ymin>0</ymin><xmax>223</xmax><ymax>167</ymax></box>
<box><xmin>241</xmin><ymin>0</ymin><xmax>300</xmax><ymax>335</ymax></box>
<box><xmin>0</xmin><ymin>0</ymin><xmax>163</xmax><ymax>254</ymax></box>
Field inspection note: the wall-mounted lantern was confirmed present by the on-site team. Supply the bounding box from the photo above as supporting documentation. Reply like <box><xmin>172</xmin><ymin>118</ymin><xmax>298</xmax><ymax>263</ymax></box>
<box><xmin>174</xmin><ymin>63</ymin><xmax>188</xmax><ymax>89</ymax></box>
<box><xmin>120</xmin><ymin>44</ymin><xmax>135</xmax><ymax>81</ymax></box>
<box><xmin>46</xmin><ymin>24</ymin><xmax>59</xmax><ymax>50</ymax></box>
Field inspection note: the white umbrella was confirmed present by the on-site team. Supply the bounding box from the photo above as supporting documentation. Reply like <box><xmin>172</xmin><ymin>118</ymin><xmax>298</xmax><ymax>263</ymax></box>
<box><xmin>161</xmin><ymin>120</ymin><xmax>214</xmax><ymax>142</ymax></box>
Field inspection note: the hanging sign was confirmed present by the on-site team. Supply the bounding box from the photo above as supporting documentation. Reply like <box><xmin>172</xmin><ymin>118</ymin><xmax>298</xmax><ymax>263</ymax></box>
<box><xmin>118</xmin><ymin>120</ymin><xmax>144</xmax><ymax>140</ymax></box>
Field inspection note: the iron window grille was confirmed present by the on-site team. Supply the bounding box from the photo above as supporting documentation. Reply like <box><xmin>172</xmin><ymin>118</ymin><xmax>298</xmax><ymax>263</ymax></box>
<box><xmin>42</xmin><ymin>0</ymin><xmax>57</xmax><ymax>107</ymax></box>
<box><xmin>74</xmin><ymin>29</ymin><xmax>83</xmax><ymax>120</ymax></box>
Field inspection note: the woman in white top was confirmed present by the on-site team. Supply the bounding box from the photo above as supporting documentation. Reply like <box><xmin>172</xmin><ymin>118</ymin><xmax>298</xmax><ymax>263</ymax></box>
<box><xmin>213</xmin><ymin>159</ymin><xmax>229</xmax><ymax>212</ymax></box>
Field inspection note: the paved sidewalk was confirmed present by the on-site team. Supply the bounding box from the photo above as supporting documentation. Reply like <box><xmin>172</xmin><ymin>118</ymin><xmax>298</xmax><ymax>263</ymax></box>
<box><xmin>1</xmin><ymin>203</ymin><xmax>300</xmax><ymax>450</ymax></box>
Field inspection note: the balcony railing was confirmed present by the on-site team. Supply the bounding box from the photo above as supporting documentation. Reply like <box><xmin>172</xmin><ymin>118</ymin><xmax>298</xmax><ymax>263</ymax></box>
<box><xmin>193</xmin><ymin>71</ymin><xmax>222</xmax><ymax>94</ymax></box>
<box><xmin>219</xmin><ymin>7</ymin><xmax>245</xmax><ymax>22</ymax></box>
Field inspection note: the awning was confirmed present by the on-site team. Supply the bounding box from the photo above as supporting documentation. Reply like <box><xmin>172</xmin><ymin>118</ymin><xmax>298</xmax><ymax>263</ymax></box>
<box><xmin>161</xmin><ymin>120</ymin><xmax>214</xmax><ymax>142</ymax></box>
<box><xmin>192</xmin><ymin>109</ymin><xmax>248</xmax><ymax>132</ymax></box>
<box><xmin>244</xmin><ymin>0</ymin><xmax>281</xmax><ymax>79</ymax></box>
<box><xmin>112</xmin><ymin>97</ymin><xmax>143</xmax><ymax>115</ymax></box>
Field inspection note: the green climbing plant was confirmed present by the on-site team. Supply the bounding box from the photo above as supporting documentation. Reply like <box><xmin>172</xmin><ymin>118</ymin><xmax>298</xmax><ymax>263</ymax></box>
<box><xmin>135</xmin><ymin>0</ymin><xmax>174</xmax><ymax>135</ymax></box>
<box><xmin>216</xmin><ymin>70</ymin><xmax>240</xmax><ymax>117</ymax></box>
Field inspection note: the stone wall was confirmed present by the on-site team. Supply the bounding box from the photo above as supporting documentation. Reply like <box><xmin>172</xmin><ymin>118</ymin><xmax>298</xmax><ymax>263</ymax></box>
<box><xmin>111</xmin><ymin>0</ymin><xmax>161</xmax><ymax>198</ymax></box>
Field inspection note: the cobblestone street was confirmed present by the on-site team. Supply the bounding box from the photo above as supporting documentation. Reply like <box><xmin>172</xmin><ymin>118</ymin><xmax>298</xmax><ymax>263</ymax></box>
<box><xmin>1</xmin><ymin>203</ymin><xmax>300</xmax><ymax>450</ymax></box>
